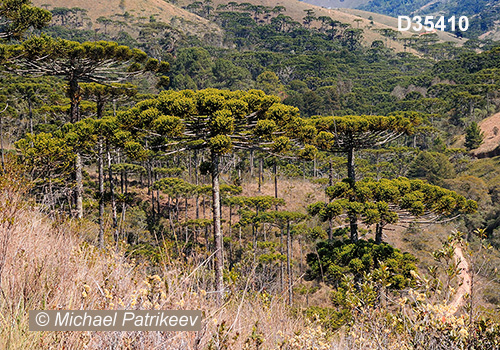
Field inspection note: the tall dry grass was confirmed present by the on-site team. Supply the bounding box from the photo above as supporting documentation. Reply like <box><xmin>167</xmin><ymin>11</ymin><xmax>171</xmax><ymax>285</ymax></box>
<box><xmin>0</xmin><ymin>162</ymin><xmax>336</xmax><ymax>349</ymax></box>
<box><xmin>2</xmin><ymin>159</ymin><xmax>490</xmax><ymax>349</ymax></box>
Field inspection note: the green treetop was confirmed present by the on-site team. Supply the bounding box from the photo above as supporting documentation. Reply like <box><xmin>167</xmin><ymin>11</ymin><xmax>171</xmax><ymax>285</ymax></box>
<box><xmin>312</xmin><ymin>177</ymin><xmax>477</xmax><ymax>243</ymax></box>
<box><xmin>0</xmin><ymin>0</ymin><xmax>51</xmax><ymax>40</ymax></box>
<box><xmin>119</xmin><ymin>88</ymin><xmax>299</xmax><ymax>299</ymax></box>
<box><xmin>3</xmin><ymin>35</ymin><xmax>168</xmax><ymax>122</ymax></box>
<box><xmin>464</xmin><ymin>121</ymin><xmax>484</xmax><ymax>151</ymax></box>
<box><xmin>310</xmin><ymin>114</ymin><xmax>420</xmax><ymax>241</ymax></box>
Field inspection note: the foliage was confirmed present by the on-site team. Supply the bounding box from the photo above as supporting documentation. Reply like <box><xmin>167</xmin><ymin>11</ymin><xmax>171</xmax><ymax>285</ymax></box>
<box><xmin>0</xmin><ymin>0</ymin><xmax>51</xmax><ymax>40</ymax></box>
<box><xmin>307</xmin><ymin>239</ymin><xmax>417</xmax><ymax>284</ymax></box>
<box><xmin>465</xmin><ymin>121</ymin><xmax>484</xmax><ymax>150</ymax></box>
<box><xmin>409</xmin><ymin>151</ymin><xmax>456</xmax><ymax>184</ymax></box>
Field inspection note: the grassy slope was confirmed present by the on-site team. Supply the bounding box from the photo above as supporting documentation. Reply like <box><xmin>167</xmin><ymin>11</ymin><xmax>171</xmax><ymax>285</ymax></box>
<box><xmin>0</xmin><ymin>170</ymin><xmax>315</xmax><ymax>349</ymax></box>
<box><xmin>33</xmin><ymin>0</ymin><xmax>463</xmax><ymax>52</ymax></box>
<box><xmin>31</xmin><ymin>0</ymin><xmax>222</xmax><ymax>38</ymax></box>
<box><xmin>472</xmin><ymin>112</ymin><xmax>500</xmax><ymax>156</ymax></box>
<box><xmin>173</xmin><ymin>0</ymin><xmax>462</xmax><ymax>52</ymax></box>
<box><xmin>201</xmin><ymin>0</ymin><xmax>422</xmax><ymax>52</ymax></box>
<box><xmin>451</xmin><ymin>113</ymin><xmax>500</xmax><ymax>155</ymax></box>
<box><xmin>301</xmin><ymin>0</ymin><xmax>371</xmax><ymax>9</ymax></box>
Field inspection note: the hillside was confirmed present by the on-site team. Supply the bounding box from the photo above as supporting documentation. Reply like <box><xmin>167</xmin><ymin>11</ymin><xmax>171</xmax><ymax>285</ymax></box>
<box><xmin>354</xmin><ymin>0</ymin><xmax>500</xmax><ymax>40</ymax></box>
<box><xmin>32</xmin><ymin>0</ymin><xmax>467</xmax><ymax>52</ymax></box>
<box><xmin>177</xmin><ymin>0</ymin><xmax>462</xmax><ymax>52</ymax></box>
<box><xmin>338</xmin><ymin>8</ymin><xmax>464</xmax><ymax>44</ymax></box>
<box><xmin>4</xmin><ymin>0</ymin><xmax>500</xmax><ymax>348</ymax></box>
<box><xmin>31</xmin><ymin>0</ymin><xmax>223</xmax><ymax>39</ymax></box>
<box><xmin>472</xmin><ymin>113</ymin><xmax>500</xmax><ymax>158</ymax></box>
<box><xmin>301</xmin><ymin>0</ymin><xmax>370</xmax><ymax>9</ymax></box>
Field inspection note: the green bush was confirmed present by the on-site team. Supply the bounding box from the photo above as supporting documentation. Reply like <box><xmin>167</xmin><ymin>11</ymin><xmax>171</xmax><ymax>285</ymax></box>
<box><xmin>306</xmin><ymin>239</ymin><xmax>417</xmax><ymax>289</ymax></box>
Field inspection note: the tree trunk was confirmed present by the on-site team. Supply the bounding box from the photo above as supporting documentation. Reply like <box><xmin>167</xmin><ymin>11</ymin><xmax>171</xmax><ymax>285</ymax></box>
<box><xmin>274</xmin><ymin>161</ymin><xmax>278</xmax><ymax>210</ymax></box>
<box><xmin>194</xmin><ymin>149</ymin><xmax>200</xmax><ymax>220</ymax></box>
<box><xmin>229</xmin><ymin>205</ymin><xmax>232</xmax><ymax>240</ymax></box>
<box><xmin>151</xmin><ymin>186</ymin><xmax>155</xmax><ymax>219</ymax></box>
<box><xmin>347</xmin><ymin>146</ymin><xmax>358</xmax><ymax>242</ymax></box>
<box><xmin>202</xmin><ymin>196</ymin><xmax>206</xmax><ymax>219</ymax></box>
<box><xmin>0</xmin><ymin>113</ymin><xmax>4</xmax><ymax>172</ymax></box>
<box><xmin>347</xmin><ymin>146</ymin><xmax>355</xmax><ymax>182</ymax></box>
<box><xmin>349</xmin><ymin>215</ymin><xmax>358</xmax><ymax>242</ymax></box>
<box><xmin>280</xmin><ymin>228</ymin><xmax>284</xmax><ymax>293</ymax></box>
<box><xmin>98</xmin><ymin>139</ymin><xmax>104</xmax><ymax>247</ymax></box>
<box><xmin>249</xmin><ymin>149</ymin><xmax>254</xmax><ymax>177</ymax></box>
<box><xmin>147</xmin><ymin>161</ymin><xmax>152</xmax><ymax>195</ymax></box>
<box><xmin>375</xmin><ymin>223</ymin><xmax>383</xmax><ymax>244</ymax></box>
<box><xmin>313</xmin><ymin>155</ymin><xmax>317</xmax><ymax>178</ymax></box>
<box><xmin>211</xmin><ymin>151</ymin><xmax>224</xmax><ymax>300</ymax></box>
<box><xmin>68</xmin><ymin>77</ymin><xmax>81</xmax><ymax>123</ymax></box>
<box><xmin>287</xmin><ymin>221</ymin><xmax>292</xmax><ymax>306</ymax></box>
<box><xmin>107</xmin><ymin>148</ymin><xmax>118</xmax><ymax>243</ymax></box>
<box><xmin>97</xmin><ymin>98</ymin><xmax>104</xmax><ymax>119</ymax></box>
<box><xmin>125</xmin><ymin>171</ymin><xmax>128</xmax><ymax>194</ymax></box>
<box><xmin>156</xmin><ymin>188</ymin><xmax>160</xmax><ymax>215</ymax></box>
<box><xmin>258</xmin><ymin>157</ymin><xmax>263</xmax><ymax>193</ymax></box>
<box><xmin>120</xmin><ymin>169</ymin><xmax>124</xmax><ymax>193</ymax></box>
<box><xmin>28</xmin><ymin>98</ymin><xmax>33</xmax><ymax>135</ymax></box>
<box><xmin>75</xmin><ymin>153</ymin><xmax>83</xmax><ymax>219</ymax></box>
<box><xmin>328</xmin><ymin>160</ymin><xmax>334</xmax><ymax>240</ymax></box>
<box><xmin>120</xmin><ymin>202</ymin><xmax>127</xmax><ymax>239</ymax></box>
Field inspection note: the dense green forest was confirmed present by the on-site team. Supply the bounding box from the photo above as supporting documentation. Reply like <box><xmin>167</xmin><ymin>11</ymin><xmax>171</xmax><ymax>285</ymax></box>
<box><xmin>1</xmin><ymin>0</ymin><xmax>500</xmax><ymax>348</ymax></box>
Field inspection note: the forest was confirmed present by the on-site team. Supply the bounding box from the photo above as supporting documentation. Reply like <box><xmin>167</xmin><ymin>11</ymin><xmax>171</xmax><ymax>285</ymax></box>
<box><xmin>1</xmin><ymin>0</ymin><xmax>500</xmax><ymax>348</ymax></box>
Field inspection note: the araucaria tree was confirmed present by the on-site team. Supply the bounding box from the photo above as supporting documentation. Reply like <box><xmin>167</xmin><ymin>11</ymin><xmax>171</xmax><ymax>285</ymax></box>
<box><xmin>4</xmin><ymin>35</ymin><xmax>168</xmax><ymax>122</ymax></box>
<box><xmin>319</xmin><ymin>177</ymin><xmax>477</xmax><ymax>244</ymax></box>
<box><xmin>0</xmin><ymin>0</ymin><xmax>51</xmax><ymax>40</ymax></box>
<box><xmin>312</xmin><ymin>114</ymin><xmax>420</xmax><ymax>241</ymax></box>
<box><xmin>119</xmin><ymin>89</ymin><xmax>299</xmax><ymax>299</ymax></box>
<box><xmin>2</xmin><ymin>36</ymin><xmax>167</xmax><ymax>218</ymax></box>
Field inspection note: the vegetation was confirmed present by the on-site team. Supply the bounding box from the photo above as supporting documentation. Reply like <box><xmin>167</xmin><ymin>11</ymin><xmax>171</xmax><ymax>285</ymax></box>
<box><xmin>1</xmin><ymin>0</ymin><xmax>500</xmax><ymax>348</ymax></box>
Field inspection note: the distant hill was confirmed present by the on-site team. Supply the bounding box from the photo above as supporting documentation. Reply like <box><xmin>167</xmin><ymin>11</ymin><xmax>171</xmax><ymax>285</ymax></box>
<box><xmin>472</xmin><ymin>113</ymin><xmax>500</xmax><ymax>158</ymax></box>
<box><xmin>175</xmin><ymin>0</ymin><xmax>464</xmax><ymax>52</ymax></box>
<box><xmin>32</xmin><ymin>0</ymin><xmax>467</xmax><ymax>51</ymax></box>
<box><xmin>301</xmin><ymin>0</ymin><xmax>500</xmax><ymax>40</ymax></box>
<box><xmin>31</xmin><ymin>0</ymin><xmax>223</xmax><ymax>39</ymax></box>
<box><xmin>338</xmin><ymin>8</ymin><xmax>463</xmax><ymax>44</ymax></box>
<box><xmin>301</xmin><ymin>0</ymin><xmax>370</xmax><ymax>9</ymax></box>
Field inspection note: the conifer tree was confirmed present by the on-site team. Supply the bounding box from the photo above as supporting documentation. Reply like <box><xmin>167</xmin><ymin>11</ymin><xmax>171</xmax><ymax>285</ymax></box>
<box><xmin>3</xmin><ymin>37</ymin><xmax>166</xmax><ymax>219</ymax></box>
<box><xmin>80</xmin><ymin>83</ymin><xmax>137</xmax><ymax>119</ymax></box>
<box><xmin>0</xmin><ymin>0</ymin><xmax>51</xmax><ymax>40</ymax></box>
<box><xmin>4</xmin><ymin>35</ymin><xmax>167</xmax><ymax>122</ymax></box>
<box><xmin>312</xmin><ymin>114</ymin><xmax>420</xmax><ymax>241</ymax></box>
<box><xmin>255</xmin><ymin>210</ymin><xmax>305</xmax><ymax>305</ymax></box>
<box><xmin>120</xmin><ymin>89</ymin><xmax>299</xmax><ymax>299</ymax></box>
<box><xmin>464</xmin><ymin>121</ymin><xmax>484</xmax><ymax>150</ymax></box>
<box><xmin>309</xmin><ymin>177</ymin><xmax>477</xmax><ymax>244</ymax></box>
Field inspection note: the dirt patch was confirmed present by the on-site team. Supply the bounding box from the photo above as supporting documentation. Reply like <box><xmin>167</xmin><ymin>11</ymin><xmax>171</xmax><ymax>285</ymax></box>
<box><xmin>448</xmin><ymin>245</ymin><xmax>471</xmax><ymax>315</ymax></box>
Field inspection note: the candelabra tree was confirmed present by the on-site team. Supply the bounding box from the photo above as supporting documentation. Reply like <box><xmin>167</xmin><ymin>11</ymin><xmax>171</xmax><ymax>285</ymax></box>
<box><xmin>309</xmin><ymin>177</ymin><xmax>477</xmax><ymax>244</ymax></box>
<box><xmin>118</xmin><ymin>89</ymin><xmax>300</xmax><ymax>299</ymax></box>
<box><xmin>311</xmin><ymin>114</ymin><xmax>421</xmax><ymax>241</ymax></box>
<box><xmin>0</xmin><ymin>0</ymin><xmax>51</xmax><ymax>41</ymax></box>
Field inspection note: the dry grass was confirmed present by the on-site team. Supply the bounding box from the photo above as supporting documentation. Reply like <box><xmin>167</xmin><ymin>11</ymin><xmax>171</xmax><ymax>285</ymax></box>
<box><xmin>241</xmin><ymin>176</ymin><xmax>324</xmax><ymax>213</ymax></box>
<box><xmin>0</xmin><ymin>165</ymin><xmax>340</xmax><ymax>349</ymax></box>
<box><xmin>2</xmin><ymin>155</ymin><xmax>497</xmax><ymax>348</ymax></box>
<box><xmin>31</xmin><ymin>0</ymin><xmax>222</xmax><ymax>39</ymax></box>
<box><xmin>472</xmin><ymin>112</ymin><xmax>500</xmax><ymax>156</ymax></box>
